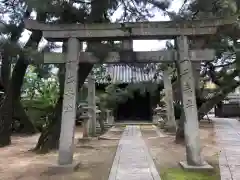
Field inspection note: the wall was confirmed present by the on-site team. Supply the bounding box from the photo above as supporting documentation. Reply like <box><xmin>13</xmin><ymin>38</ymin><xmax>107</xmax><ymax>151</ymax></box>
<box><xmin>215</xmin><ymin>103</ymin><xmax>240</xmax><ymax>117</ymax></box>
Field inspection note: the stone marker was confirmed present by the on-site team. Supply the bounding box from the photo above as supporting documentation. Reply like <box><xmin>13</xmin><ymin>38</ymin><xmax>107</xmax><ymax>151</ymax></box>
<box><xmin>58</xmin><ymin>38</ymin><xmax>80</xmax><ymax>166</ymax></box>
<box><xmin>81</xmin><ymin>107</ymin><xmax>90</xmax><ymax>138</ymax></box>
<box><xmin>177</xmin><ymin>36</ymin><xmax>213</xmax><ymax>170</ymax></box>
<box><xmin>87</xmin><ymin>75</ymin><xmax>96</xmax><ymax>136</ymax></box>
<box><xmin>163</xmin><ymin>67</ymin><xmax>177</xmax><ymax>132</ymax></box>
<box><xmin>106</xmin><ymin>110</ymin><xmax>114</xmax><ymax>125</ymax></box>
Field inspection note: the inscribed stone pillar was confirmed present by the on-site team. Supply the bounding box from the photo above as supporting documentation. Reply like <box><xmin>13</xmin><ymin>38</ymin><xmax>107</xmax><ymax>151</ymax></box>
<box><xmin>163</xmin><ymin>67</ymin><xmax>176</xmax><ymax>132</ymax></box>
<box><xmin>88</xmin><ymin>75</ymin><xmax>96</xmax><ymax>136</ymax></box>
<box><xmin>192</xmin><ymin>62</ymin><xmax>201</xmax><ymax>88</ymax></box>
<box><xmin>176</xmin><ymin>36</ymin><xmax>203</xmax><ymax>166</ymax></box>
<box><xmin>58</xmin><ymin>38</ymin><xmax>80</xmax><ymax>165</ymax></box>
<box><xmin>190</xmin><ymin>39</ymin><xmax>205</xmax><ymax>89</ymax></box>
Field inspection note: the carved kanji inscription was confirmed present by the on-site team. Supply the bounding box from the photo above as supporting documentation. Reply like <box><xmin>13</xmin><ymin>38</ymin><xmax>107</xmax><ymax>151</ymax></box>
<box><xmin>63</xmin><ymin>103</ymin><xmax>73</xmax><ymax>112</ymax></box>
<box><xmin>62</xmin><ymin>61</ymin><xmax>78</xmax><ymax>113</ymax></box>
<box><xmin>184</xmin><ymin>98</ymin><xmax>194</xmax><ymax>108</ymax></box>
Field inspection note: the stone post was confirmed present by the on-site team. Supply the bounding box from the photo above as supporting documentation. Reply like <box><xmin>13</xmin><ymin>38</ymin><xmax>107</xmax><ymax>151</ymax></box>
<box><xmin>122</xmin><ymin>39</ymin><xmax>133</xmax><ymax>50</ymax></box>
<box><xmin>82</xmin><ymin>118</ymin><xmax>89</xmax><ymax>138</ymax></box>
<box><xmin>106</xmin><ymin>110</ymin><xmax>114</xmax><ymax>125</ymax></box>
<box><xmin>163</xmin><ymin>67</ymin><xmax>176</xmax><ymax>132</ymax></box>
<box><xmin>190</xmin><ymin>39</ymin><xmax>205</xmax><ymax>89</ymax></box>
<box><xmin>83</xmin><ymin>118</ymin><xmax>89</xmax><ymax>138</ymax></box>
<box><xmin>58</xmin><ymin>38</ymin><xmax>80</xmax><ymax>166</ymax></box>
<box><xmin>106</xmin><ymin>110</ymin><xmax>110</xmax><ymax>124</ymax></box>
<box><xmin>176</xmin><ymin>36</ymin><xmax>204</xmax><ymax>167</ymax></box>
<box><xmin>192</xmin><ymin>62</ymin><xmax>201</xmax><ymax>88</ymax></box>
<box><xmin>82</xmin><ymin>107</ymin><xmax>90</xmax><ymax>138</ymax></box>
<box><xmin>88</xmin><ymin>75</ymin><xmax>96</xmax><ymax>136</ymax></box>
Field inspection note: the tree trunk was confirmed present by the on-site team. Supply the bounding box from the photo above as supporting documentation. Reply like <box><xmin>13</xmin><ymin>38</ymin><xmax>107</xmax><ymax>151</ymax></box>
<box><xmin>1</xmin><ymin>50</ymin><xmax>11</xmax><ymax>88</ymax></box>
<box><xmin>198</xmin><ymin>80</ymin><xmax>240</xmax><ymax>120</ymax></box>
<box><xmin>175</xmin><ymin>80</ymin><xmax>239</xmax><ymax>144</ymax></box>
<box><xmin>34</xmin><ymin>65</ymin><xmax>65</xmax><ymax>153</ymax></box>
<box><xmin>174</xmin><ymin>61</ymin><xmax>185</xmax><ymax>143</ymax></box>
<box><xmin>0</xmin><ymin>56</ymin><xmax>28</xmax><ymax>147</ymax></box>
<box><xmin>0</xmin><ymin>14</ymin><xmax>44</xmax><ymax>146</ymax></box>
<box><xmin>34</xmin><ymin>63</ymin><xmax>93</xmax><ymax>153</ymax></box>
<box><xmin>0</xmin><ymin>53</ymin><xmax>36</xmax><ymax>134</ymax></box>
<box><xmin>33</xmin><ymin>96</ymin><xmax>63</xmax><ymax>153</ymax></box>
<box><xmin>13</xmin><ymin>101</ymin><xmax>36</xmax><ymax>134</ymax></box>
<box><xmin>175</xmin><ymin>110</ymin><xmax>185</xmax><ymax>143</ymax></box>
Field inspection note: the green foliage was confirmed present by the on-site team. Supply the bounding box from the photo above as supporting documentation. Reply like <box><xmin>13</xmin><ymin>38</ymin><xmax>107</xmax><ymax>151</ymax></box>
<box><xmin>161</xmin><ymin>168</ymin><xmax>220</xmax><ymax>180</ymax></box>
<box><xmin>22</xmin><ymin>65</ymin><xmax>59</xmax><ymax>103</ymax></box>
<box><xmin>21</xmin><ymin>99</ymin><xmax>54</xmax><ymax>131</ymax></box>
<box><xmin>98</xmin><ymin>84</ymin><xmax>131</xmax><ymax>109</ymax></box>
<box><xmin>98</xmin><ymin>81</ymin><xmax>161</xmax><ymax>110</ymax></box>
<box><xmin>21</xmin><ymin>65</ymin><xmax>59</xmax><ymax>130</ymax></box>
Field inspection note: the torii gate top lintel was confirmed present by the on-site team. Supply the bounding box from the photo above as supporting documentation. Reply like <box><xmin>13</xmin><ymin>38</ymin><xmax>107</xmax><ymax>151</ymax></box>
<box><xmin>24</xmin><ymin>16</ymin><xmax>237</xmax><ymax>41</ymax></box>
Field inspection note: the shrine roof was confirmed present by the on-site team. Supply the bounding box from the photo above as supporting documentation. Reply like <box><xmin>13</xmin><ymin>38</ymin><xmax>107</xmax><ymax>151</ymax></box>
<box><xmin>92</xmin><ymin>64</ymin><xmax>162</xmax><ymax>84</ymax></box>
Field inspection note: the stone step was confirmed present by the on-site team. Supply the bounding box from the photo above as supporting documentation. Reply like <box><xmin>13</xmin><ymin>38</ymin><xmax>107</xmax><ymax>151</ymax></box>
<box><xmin>114</xmin><ymin>122</ymin><xmax>153</xmax><ymax>126</ymax></box>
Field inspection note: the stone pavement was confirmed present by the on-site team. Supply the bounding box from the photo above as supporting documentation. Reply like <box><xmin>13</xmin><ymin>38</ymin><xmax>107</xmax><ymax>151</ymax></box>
<box><xmin>212</xmin><ymin>117</ymin><xmax>240</xmax><ymax>180</ymax></box>
<box><xmin>108</xmin><ymin>125</ymin><xmax>161</xmax><ymax>180</ymax></box>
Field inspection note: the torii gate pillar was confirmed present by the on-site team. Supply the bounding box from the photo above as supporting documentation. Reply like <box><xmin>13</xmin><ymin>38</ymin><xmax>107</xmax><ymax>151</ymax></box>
<box><xmin>87</xmin><ymin>75</ymin><xmax>96</xmax><ymax>136</ymax></box>
<box><xmin>163</xmin><ymin>66</ymin><xmax>177</xmax><ymax>132</ymax></box>
<box><xmin>58</xmin><ymin>38</ymin><xmax>80</xmax><ymax>166</ymax></box>
<box><xmin>177</xmin><ymin>36</ymin><xmax>212</xmax><ymax>169</ymax></box>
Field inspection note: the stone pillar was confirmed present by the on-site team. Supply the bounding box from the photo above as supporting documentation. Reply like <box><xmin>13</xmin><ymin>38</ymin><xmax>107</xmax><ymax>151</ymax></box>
<box><xmin>176</xmin><ymin>36</ymin><xmax>203</xmax><ymax>166</ymax></box>
<box><xmin>190</xmin><ymin>39</ymin><xmax>205</xmax><ymax>89</ymax></box>
<box><xmin>192</xmin><ymin>62</ymin><xmax>201</xmax><ymax>88</ymax></box>
<box><xmin>122</xmin><ymin>39</ymin><xmax>133</xmax><ymax>50</ymax></box>
<box><xmin>106</xmin><ymin>110</ymin><xmax>110</xmax><ymax>124</ymax></box>
<box><xmin>106</xmin><ymin>110</ymin><xmax>114</xmax><ymax>125</ymax></box>
<box><xmin>82</xmin><ymin>118</ymin><xmax>89</xmax><ymax>138</ymax></box>
<box><xmin>58</xmin><ymin>38</ymin><xmax>80</xmax><ymax>165</ymax></box>
<box><xmin>82</xmin><ymin>107</ymin><xmax>90</xmax><ymax>138</ymax></box>
<box><xmin>88</xmin><ymin>75</ymin><xmax>96</xmax><ymax>136</ymax></box>
<box><xmin>163</xmin><ymin>67</ymin><xmax>176</xmax><ymax>132</ymax></box>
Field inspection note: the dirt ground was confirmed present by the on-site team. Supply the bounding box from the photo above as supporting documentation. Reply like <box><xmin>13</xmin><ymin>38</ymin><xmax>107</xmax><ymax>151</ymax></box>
<box><xmin>0</xmin><ymin>122</ymin><xmax>219</xmax><ymax>180</ymax></box>
<box><xmin>0</xmin><ymin>126</ymin><xmax>123</xmax><ymax>180</ymax></box>
<box><xmin>141</xmin><ymin>120</ymin><xmax>220</xmax><ymax>176</ymax></box>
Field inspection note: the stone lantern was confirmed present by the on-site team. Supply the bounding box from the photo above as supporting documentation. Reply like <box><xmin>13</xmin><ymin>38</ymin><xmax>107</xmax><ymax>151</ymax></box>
<box><xmin>153</xmin><ymin>105</ymin><xmax>167</xmax><ymax>126</ymax></box>
<box><xmin>106</xmin><ymin>109</ymin><xmax>114</xmax><ymax>125</ymax></box>
<box><xmin>76</xmin><ymin>102</ymin><xmax>90</xmax><ymax>137</ymax></box>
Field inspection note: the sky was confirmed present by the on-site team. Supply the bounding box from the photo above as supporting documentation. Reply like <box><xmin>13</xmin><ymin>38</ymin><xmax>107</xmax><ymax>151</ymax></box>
<box><xmin>111</xmin><ymin>0</ymin><xmax>183</xmax><ymax>51</ymax></box>
<box><xmin>18</xmin><ymin>0</ymin><xmax>183</xmax><ymax>51</ymax></box>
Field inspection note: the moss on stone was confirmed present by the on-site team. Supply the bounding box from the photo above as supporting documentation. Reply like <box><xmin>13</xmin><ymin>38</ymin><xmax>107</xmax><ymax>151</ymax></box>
<box><xmin>161</xmin><ymin>168</ymin><xmax>220</xmax><ymax>180</ymax></box>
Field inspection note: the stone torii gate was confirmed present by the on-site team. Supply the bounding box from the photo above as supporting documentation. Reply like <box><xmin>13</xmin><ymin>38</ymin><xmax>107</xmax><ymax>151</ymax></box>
<box><xmin>24</xmin><ymin>17</ymin><xmax>234</xmax><ymax>170</ymax></box>
<box><xmin>44</xmin><ymin>48</ymin><xmax>212</xmax><ymax>134</ymax></box>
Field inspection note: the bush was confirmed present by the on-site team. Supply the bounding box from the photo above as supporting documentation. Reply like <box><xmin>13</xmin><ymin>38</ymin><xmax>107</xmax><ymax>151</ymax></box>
<box><xmin>22</xmin><ymin>99</ymin><xmax>54</xmax><ymax>132</ymax></box>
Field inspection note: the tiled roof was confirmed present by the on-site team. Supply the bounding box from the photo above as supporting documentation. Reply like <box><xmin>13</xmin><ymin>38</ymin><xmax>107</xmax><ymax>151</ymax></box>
<box><xmin>95</xmin><ymin>64</ymin><xmax>162</xmax><ymax>84</ymax></box>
